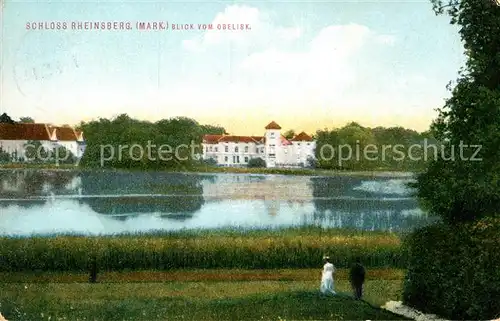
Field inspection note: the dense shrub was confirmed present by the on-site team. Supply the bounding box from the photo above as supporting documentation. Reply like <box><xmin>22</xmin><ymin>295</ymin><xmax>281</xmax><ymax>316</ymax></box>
<box><xmin>402</xmin><ymin>216</ymin><xmax>500</xmax><ymax>320</ymax></box>
<box><xmin>247</xmin><ymin>157</ymin><xmax>266</xmax><ymax>168</ymax></box>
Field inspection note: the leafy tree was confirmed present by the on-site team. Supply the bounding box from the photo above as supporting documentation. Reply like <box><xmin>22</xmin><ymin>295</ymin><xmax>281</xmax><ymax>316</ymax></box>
<box><xmin>0</xmin><ymin>113</ymin><xmax>15</xmax><ymax>124</ymax></box>
<box><xmin>52</xmin><ymin>145</ymin><xmax>77</xmax><ymax>165</ymax></box>
<box><xmin>23</xmin><ymin>140</ymin><xmax>50</xmax><ymax>163</ymax></box>
<box><xmin>247</xmin><ymin>157</ymin><xmax>266</xmax><ymax>168</ymax></box>
<box><xmin>413</xmin><ymin>0</ymin><xmax>500</xmax><ymax>224</ymax></box>
<box><xmin>314</xmin><ymin>123</ymin><xmax>431</xmax><ymax>171</ymax></box>
<box><xmin>306</xmin><ymin>156</ymin><xmax>318</xmax><ymax>169</ymax></box>
<box><xmin>77</xmin><ymin>115</ymin><xmax>226</xmax><ymax>169</ymax></box>
<box><xmin>0</xmin><ymin>147</ymin><xmax>10</xmax><ymax>162</ymax></box>
<box><xmin>283</xmin><ymin>130</ymin><xmax>296</xmax><ymax>139</ymax></box>
<box><xmin>19</xmin><ymin>117</ymin><xmax>35</xmax><ymax>123</ymax></box>
<box><xmin>200</xmin><ymin>124</ymin><xmax>226</xmax><ymax>135</ymax></box>
<box><xmin>201</xmin><ymin>157</ymin><xmax>217</xmax><ymax>166</ymax></box>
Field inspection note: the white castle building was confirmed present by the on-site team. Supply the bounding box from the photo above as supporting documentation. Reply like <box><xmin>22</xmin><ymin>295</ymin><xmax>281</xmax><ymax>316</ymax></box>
<box><xmin>0</xmin><ymin>116</ymin><xmax>86</xmax><ymax>162</ymax></box>
<box><xmin>201</xmin><ymin>121</ymin><xmax>316</xmax><ymax>168</ymax></box>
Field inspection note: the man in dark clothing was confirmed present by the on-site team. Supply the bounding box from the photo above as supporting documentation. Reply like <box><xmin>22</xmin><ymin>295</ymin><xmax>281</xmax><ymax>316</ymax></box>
<box><xmin>349</xmin><ymin>258</ymin><xmax>365</xmax><ymax>300</ymax></box>
<box><xmin>89</xmin><ymin>255</ymin><xmax>98</xmax><ymax>283</ymax></box>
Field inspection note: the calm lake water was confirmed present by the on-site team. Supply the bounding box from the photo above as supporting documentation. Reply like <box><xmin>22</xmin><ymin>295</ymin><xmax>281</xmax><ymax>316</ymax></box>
<box><xmin>0</xmin><ymin>169</ymin><xmax>434</xmax><ymax>236</ymax></box>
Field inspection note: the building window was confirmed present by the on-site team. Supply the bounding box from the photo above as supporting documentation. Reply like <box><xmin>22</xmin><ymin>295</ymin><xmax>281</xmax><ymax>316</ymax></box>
<box><xmin>215</xmin><ymin>147</ymin><xmax>218</xmax><ymax>152</ymax></box>
<box><xmin>236</xmin><ymin>156</ymin><xmax>240</xmax><ymax>163</ymax></box>
<box><xmin>235</xmin><ymin>146</ymin><xmax>239</xmax><ymax>153</ymax></box>
<box><xmin>225</xmin><ymin>146</ymin><xmax>229</xmax><ymax>152</ymax></box>
<box><xmin>206</xmin><ymin>147</ymin><xmax>208</xmax><ymax>153</ymax></box>
<box><xmin>269</xmin><ymin>144</ymin><xmax>275</xmax><ymax>147</ymax></box>
<box><xmin>270</xmin><ymin>132</ymin><xmax>275</xmax><ymax>137</ymax></box>
<box><xmin>224</xmin><ymin>156</ymin><xmax>228</xmax><ymax>162</ymax></box>
<box><xmin>244</xmin><ymin>146</ymin><xmax>248</xmax><ymax>153</ymax></box>
<box><xmin>244</xmin><ymin>156</ymin><xmax>248</xmax><ymax>162</ymax></box>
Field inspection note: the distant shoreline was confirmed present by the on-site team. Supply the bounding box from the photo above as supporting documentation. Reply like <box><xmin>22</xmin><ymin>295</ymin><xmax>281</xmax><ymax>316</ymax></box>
<box><xmin>0</xmin><ymin>163</ymin><xmax>418</xmax><ymax>177</ymax></box>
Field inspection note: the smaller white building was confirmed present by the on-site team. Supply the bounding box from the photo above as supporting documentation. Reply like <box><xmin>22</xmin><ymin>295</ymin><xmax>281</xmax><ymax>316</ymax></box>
<box><xmin>0</xmin><ymin>122</ymin><xmax>86</xmax><ymax>163</ymax></box>
<box><xmin>202</xmin><ymin>121</ymin><xmax>316</xmax><ymax>168</ymax></box>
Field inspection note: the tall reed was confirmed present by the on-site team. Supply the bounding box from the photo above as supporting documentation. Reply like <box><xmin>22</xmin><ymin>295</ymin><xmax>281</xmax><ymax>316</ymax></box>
<box><xmin>0</xmin><ymin>227</ymin><xmax>403</xmax><ymax>271</ymax></box>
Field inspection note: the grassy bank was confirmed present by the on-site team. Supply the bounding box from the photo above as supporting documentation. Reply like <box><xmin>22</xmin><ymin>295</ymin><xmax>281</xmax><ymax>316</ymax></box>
<box><xmin>185</xmin><ymin>165</ymin><xmax>415</xmax><ymax>177</ymax></box>
<box><xmin>0</xmin><ymin>269</ymin><xmax>407</xmax><ymax>320</ymax></box>
<box><xmin>0</xmin><ymin>268</ymin><xmax>405</xmax><ymax>283</ymax></box>
<box><xmin>0</xmin><ymin>162</ymin><xmax>416</xmax><ymax>177</ymax></box>
<box><xmin>0</xmin><ymin>227</ymin><xmax>404</xmax><ymax>272</ymax></box>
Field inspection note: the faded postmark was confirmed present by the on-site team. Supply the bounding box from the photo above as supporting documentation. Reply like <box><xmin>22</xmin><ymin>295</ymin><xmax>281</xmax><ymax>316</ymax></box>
<box><xmin>12</xmin><ymin>30</ymin><xmax>81</xmax><ymax>105</ymax></box>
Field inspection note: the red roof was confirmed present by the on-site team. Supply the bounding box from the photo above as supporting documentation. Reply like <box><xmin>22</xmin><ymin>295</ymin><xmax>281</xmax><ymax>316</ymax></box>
<box><xmin>0</xmin><ymin>123</ymin><xmax>83</xmax><ymax>141</ymax></box>
<box><xmin>203</xmin><ymin>134</ymin><xmax>223</xmax><ymax>144</ymax></box>
<box><xmin>291</xmin><ymin>131</ymin><xmax>313</xmax><ymax>142</ymax></box>
<box><xmin>0</xmin><ymin>123</ymin><xmax>52</xmax><ymax>140</ymax></box>
<box><xmin>280</xmin><ymin>135</ymin><xmax>292</xmax><ymax>146</ymax></box>
<box><xmin>251</xmin><ymin>136</ymin><xmax>265</xmax><ymax>143</ymax></box>
<box><xmin>218</xmin><ymin>135</ymin><xmax>260</xmax><ymax>143</ymax></box>
<box><xmin>202</xmin><ymin>134</ymin><xmax>264</xmax><ymax>144</ymax></box>
<box><xmin>265</xmin><ymin>121</ymin><xmax>281</xmax><ymax>130</ymax></box>
<box><xmin>53</xmin><ymin>126</ymin><xmax>78</xmax><ymax>141</ymax></box>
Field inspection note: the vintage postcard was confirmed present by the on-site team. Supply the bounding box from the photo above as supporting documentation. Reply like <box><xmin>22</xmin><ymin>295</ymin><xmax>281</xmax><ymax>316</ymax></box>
<box><xmin>0</xmin><ymin>0</ymin><xmax>499</xmax><ymax>320</ymax></box>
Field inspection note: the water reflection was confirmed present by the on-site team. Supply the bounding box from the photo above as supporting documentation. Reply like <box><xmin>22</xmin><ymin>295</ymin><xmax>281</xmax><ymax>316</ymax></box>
<box><xmin>202</xmin><ymin>175</ymin><xmax>313</xmax><ymax>217</ymax></box>
<box><xmin>0</xmin><ymin>170</ymin><xmax>79</xmax><ymax>198</ymax></box>
<box><xmin>0</xmin><ymin>169</ymin><xmax>435</xmax><ymax>235</ymax></box>
<box><xmin>308</xmin><ymin>176</ymin><xmax>429</xmax><ymax>231</ymax></box>
<box><xmin>77</xmin><ymin>171</ymin><xmax>205</xmax><ymax>219</ymax></box>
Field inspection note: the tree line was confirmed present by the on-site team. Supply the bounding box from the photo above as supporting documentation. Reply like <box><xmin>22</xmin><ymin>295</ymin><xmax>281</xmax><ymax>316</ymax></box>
<box><xmin>76</xmin><ymin>114</ymin><xmax>437</xmax><ymax>170</ymax></box>
<box><xmin>2</xmin><ymin>113</ymin><xmax>438</xmax><ymax>171</ymax></box>
<box><xmin>314</xmin><ymin>122</ymin><xmax>436</xmax><ymax>171</ymax></box>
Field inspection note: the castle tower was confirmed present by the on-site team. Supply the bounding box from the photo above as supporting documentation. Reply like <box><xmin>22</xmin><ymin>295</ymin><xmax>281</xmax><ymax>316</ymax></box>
<box><xmin>264</xmin><ymin>121</ymin><xmax>281</xmax><ymax>168</ymax></box>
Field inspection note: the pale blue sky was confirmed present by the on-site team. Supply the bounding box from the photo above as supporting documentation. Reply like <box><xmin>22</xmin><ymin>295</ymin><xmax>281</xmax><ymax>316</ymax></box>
<box><xmin>1</xmin><ymin>0</ymin><xmax>465</xmax><ymax>135</ymax></box>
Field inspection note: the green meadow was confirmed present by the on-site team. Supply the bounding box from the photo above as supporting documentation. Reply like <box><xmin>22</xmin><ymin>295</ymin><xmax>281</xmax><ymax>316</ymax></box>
<box><xmin>0</xmin><ymin>269</ymin><xmax>407</xmax><ymax>321</ymax></box>
<box><xmin>0</xmin><ymin>228</ymin><xmax>409</xmax><ymax>320</ymax></box>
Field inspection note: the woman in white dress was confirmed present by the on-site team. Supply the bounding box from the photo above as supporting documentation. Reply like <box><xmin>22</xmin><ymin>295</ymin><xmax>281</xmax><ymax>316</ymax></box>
<box><xmin>320</xmin><ymin>256</ymin><xmax>336</xmax><ymax>295</ymax></box>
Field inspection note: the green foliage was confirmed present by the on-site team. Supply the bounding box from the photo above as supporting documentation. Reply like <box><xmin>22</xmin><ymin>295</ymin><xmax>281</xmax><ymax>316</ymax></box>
<box><xmin>413</xmin><ymin>0</ymin><xmax>500</xmax><ymax>224</ymax></box>
<box><xmin>201</xmin><ymin>157</ymin><xmax>218</xmax><ymax>166</ymax></box>
<box><xmin>19</xmin><ymin>117</ymin><xmax>35</xmax><ymax>123</ymax></box>
<box><xmin>0</xmin><ymin>227</ymin><xmax>403</xmax><ymax>271</ymax></box>
<box><xmin>0</xmin><ymin>113</ymin><xmax>15</xmax><ymax>124</ymax></box>
<box><xmin>283</xmin><ymin>129</ymin><xmax>296</xmax><ymax>139</ymax></box>
<box><xmin>51</xmin><ymin>146</ymin><xmax>77</xmax><ymax>165</ymax></box>
<box><xmin>306</xmin><ymin>156</ymin><xmax>318</xmax><ymax>169</ymax></box>
<box><xmin>315</xmin><ymin>122</ymin><xmax>433</xmax><ymax>171</ymax></box>
<box><xmin>23</xmin><ymin>141</ymin><xmax>50</xmax><ymax>163</ymax></box>
<box><xmin>20</xmin><ymin>142</ymin><xmax>76</xmax><ymax>166</ymax></box>
<box><xmin>0</xmin><ymin>147</ymin><xmax>10</xmax><ymax>163</ymax></box>
<box><xmin>247</xmin><ymin>157</ymin><xmax>266</xmax><ymax>168</ymax></box>
<box><xmin>402</xmin><ymin>217</ymin><xmax>500</xmax><ymax>320</ymax></box>
<box><xmin>404</xmin><ymin>3</ymin><xmax>500</xmax><ymax>317</ymax></box>
<box><xmin>200</xmin><ymin>124</ymin><xmax>226</xmax><ymax>136</ymax></box>
<box><xmin>77</xmin><ymin>114</ymin><xmax>226</xmax><ymax>169</ymax></box>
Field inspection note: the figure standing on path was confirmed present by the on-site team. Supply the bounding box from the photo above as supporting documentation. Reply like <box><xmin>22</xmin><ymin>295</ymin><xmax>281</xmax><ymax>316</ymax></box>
<box><xmin>349</xmin><ymin>257</ymin><xmax>366</xmax><ymax>300</ymax></box>
<box><xmin>320</xmin><ymin>256</ymin><xmax>336</xmax><ymax>295</ymax></box>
